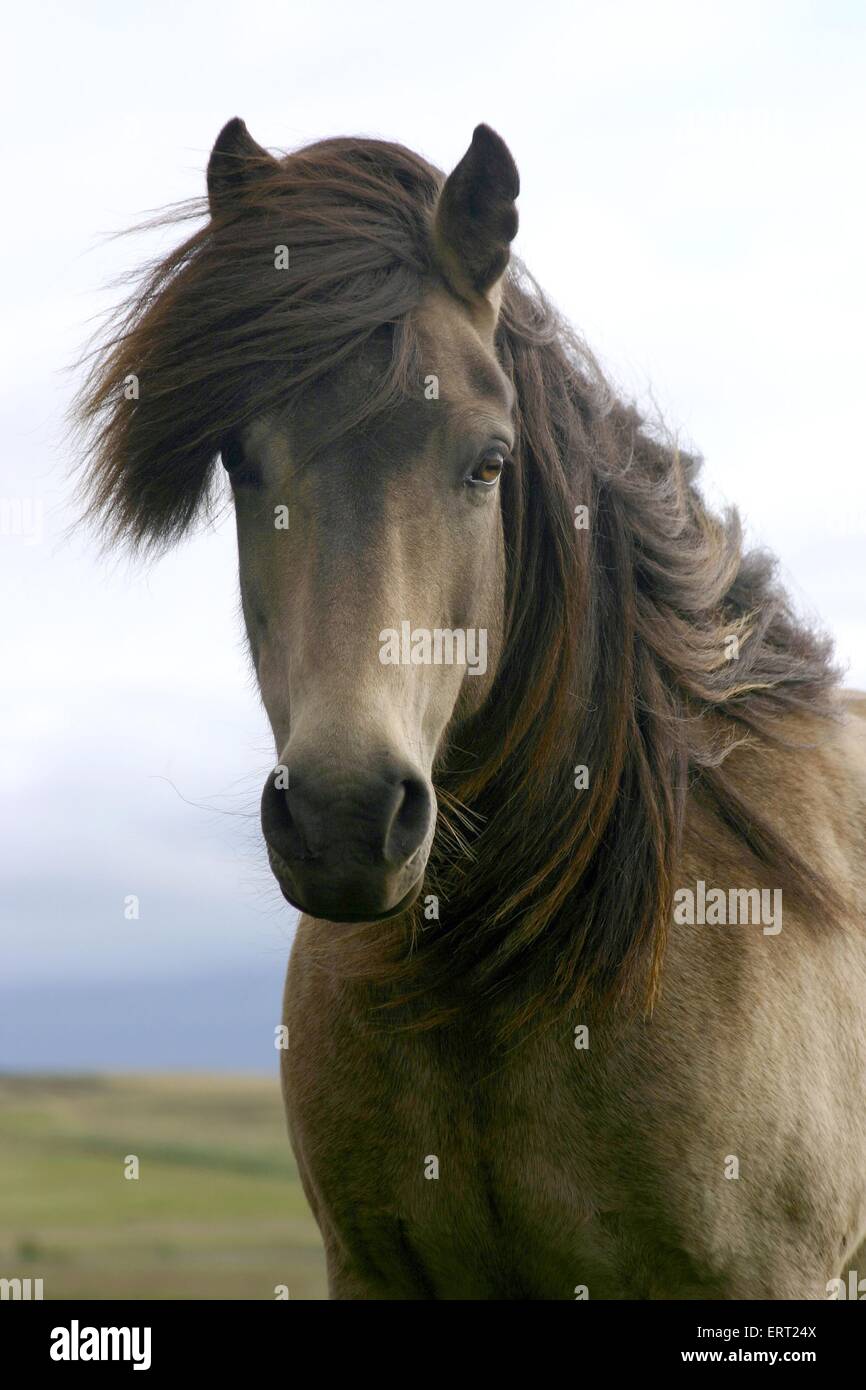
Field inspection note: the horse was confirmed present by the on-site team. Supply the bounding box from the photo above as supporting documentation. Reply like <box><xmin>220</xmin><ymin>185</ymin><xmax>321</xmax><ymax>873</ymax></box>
<box><xmin>76</xmin><ymin>118</ymin><xmax>866</xmax><ymax>1299</ymax></box>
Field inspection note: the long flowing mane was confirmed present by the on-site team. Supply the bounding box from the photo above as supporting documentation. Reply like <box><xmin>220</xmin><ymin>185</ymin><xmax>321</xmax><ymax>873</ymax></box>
<box><xmin>74</xmin><ymin>135</ymin><xmax>843</xmax><ymax>1035</ymax></box>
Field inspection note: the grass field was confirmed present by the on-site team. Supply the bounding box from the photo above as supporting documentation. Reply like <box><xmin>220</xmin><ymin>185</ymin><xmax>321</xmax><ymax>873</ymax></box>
<box><xmin>0</xmin><ymin>1073</ymin><xmax>327</xmax><ymax>1300</ymax></box>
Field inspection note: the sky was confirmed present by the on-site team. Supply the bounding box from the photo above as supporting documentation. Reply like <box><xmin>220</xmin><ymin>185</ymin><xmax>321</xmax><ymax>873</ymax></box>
<box><xmin>1</xmin><ymin>0</ymin><xmax>864</xmax><ymax>1068</ymax></box>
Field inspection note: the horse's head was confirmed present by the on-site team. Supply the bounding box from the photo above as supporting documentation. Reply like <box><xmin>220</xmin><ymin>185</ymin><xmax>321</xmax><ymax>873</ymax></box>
<box><xmin>207</xmin><ymin>121</ymin><xmax>520</xmax><ymax>922</ymax></box>
<box><xmin>77</xmin><ymin>118</ymin><xmax>842</xmax><ymax>1023</ymax></box>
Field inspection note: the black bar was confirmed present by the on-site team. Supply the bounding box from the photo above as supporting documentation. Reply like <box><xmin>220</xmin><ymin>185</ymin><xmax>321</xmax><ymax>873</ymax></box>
<box><xmin>2</xmin><ymin>1297</ymin><xmax>857</xmax><ymax>1373</ymax></box>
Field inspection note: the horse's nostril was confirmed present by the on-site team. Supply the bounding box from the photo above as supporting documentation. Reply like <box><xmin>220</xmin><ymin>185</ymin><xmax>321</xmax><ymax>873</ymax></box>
<box><xmin>261</xmin><ymin>770</ymin><xmax>316</xmax><ymax>862</ymax></box>
<box><xmin>384</xmin><ymin>775</ymin><xmax>432</xmax><ymax>866</ymax></box>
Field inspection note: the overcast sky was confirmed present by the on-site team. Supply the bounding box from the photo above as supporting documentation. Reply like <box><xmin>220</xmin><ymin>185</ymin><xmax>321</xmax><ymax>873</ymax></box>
<box><xmin>2</xmin><ymin>1</ymin><xmax>864</xmax><ymax>1064</ymax></box>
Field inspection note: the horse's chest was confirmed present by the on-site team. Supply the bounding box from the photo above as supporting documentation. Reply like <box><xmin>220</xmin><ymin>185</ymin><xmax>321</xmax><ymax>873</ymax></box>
<box><xmin>285</xmin><ymin>999</ymin><xmax>653</xmax><ymax>1298</ymax></box>
<box><xmin>285</xmin><ymin>917</ymin><xmax>866</xmax><ymax>1298</ymax></box>
<box><xmin>368</xmin><ymin>1068</ymin><xmax>597</xmax><ymax>1297</ymax></box>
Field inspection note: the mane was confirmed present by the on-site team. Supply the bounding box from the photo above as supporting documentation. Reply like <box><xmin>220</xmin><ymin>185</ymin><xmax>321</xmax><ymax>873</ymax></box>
<box><xmin>74</xmin><ymin>136</ymin><xmax>440</xmax><ymax>548</ymax></box>
<box><xmin>74</xmin><ymin>134</ymin><xmax>843</xmax><ymax>1036</ymax></box>
<box><xmin>418</xmin><ymin>280</ymin><xmax>843</xmax><ymax>1033</ymax></box>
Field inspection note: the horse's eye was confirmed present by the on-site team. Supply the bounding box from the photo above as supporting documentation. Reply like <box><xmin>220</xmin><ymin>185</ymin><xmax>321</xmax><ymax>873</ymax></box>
<box><xmin>469</xmin><ymin>448</ymin><xmax>507</xmax><ymax>486</ymax></box>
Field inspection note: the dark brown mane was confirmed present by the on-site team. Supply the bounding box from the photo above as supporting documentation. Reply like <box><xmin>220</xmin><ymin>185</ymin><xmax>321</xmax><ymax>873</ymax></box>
<box><xmin>418</xmin><ymin>276</ymin><xmax>843</xmax><ymax>1032</ymax></box>
<box><xmin>74</xmin><ymin>134</ymin><xmax>842</xmax><ymax>1036</ymax></box>
<box><xmin>75</xmin><ymin>136</ymin><xmax>441</xmax><ymax>548</ymax></box>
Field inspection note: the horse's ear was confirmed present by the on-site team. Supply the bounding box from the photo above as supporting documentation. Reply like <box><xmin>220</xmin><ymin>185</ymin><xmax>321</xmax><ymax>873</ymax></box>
<box><xmin>207</xmin><ymin>117</ymin><xmax>278</xmax><ymax>215</ymax></box>
<box><xmin>433</xmin><ymin>124</ymin><xmax>519</xmax><ymax>318</ymax></box>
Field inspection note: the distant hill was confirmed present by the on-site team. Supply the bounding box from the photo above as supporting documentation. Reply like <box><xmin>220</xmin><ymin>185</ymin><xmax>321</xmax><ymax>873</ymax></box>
<box><xmin>0</xmin><ymin>968</ymin><xmax>285</xmax><ymax>1072</ymax></box>
<box><xmin>0</xmin><ymin>1072</ymin><xmax>326</xmax><ymax>1300</ymax></box>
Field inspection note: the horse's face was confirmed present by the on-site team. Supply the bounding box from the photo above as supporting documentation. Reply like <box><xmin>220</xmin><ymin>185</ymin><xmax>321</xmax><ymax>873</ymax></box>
<box><xmin>230</xmin><ymin>289</ymin><xmax>513</xmax><ymax>921</ymax></box>
<box><xmin>212</xmin><ymin>123</ymin><xmax>520</xmax><ymax>922</ymax></box>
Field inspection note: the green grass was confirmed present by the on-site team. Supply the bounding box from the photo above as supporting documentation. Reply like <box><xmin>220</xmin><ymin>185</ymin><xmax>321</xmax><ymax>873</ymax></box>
<box><xmin>0</xmin><ymin>1073</ymin><xmax>327</xmax><ymax>1300</ymax></box>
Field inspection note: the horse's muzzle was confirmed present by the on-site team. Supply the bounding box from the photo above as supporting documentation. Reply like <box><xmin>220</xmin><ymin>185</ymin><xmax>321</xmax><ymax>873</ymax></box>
<box><xmin>260</xmin><ymin>758</ymin><xmax>434</xmax><ymax>921</ymax></box>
